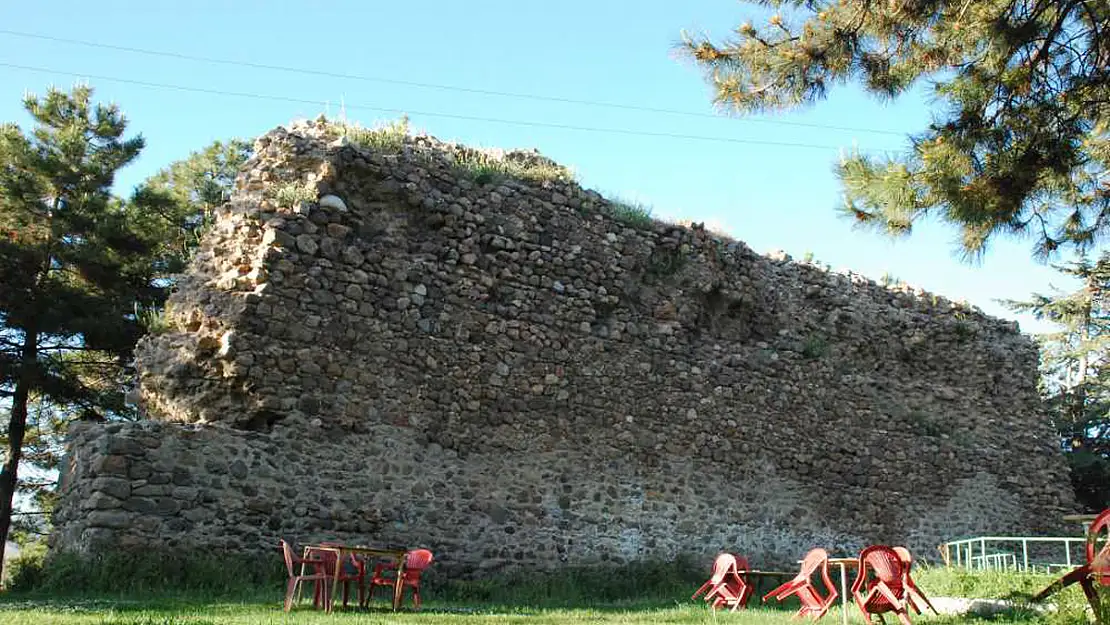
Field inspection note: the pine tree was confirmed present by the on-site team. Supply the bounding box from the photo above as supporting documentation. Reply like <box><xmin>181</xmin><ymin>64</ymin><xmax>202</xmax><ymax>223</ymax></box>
<box><xmin>0</xmin><ymin>85</ymin><xmax>164</xmax><ymax>579</ymax></box>
<box><xmin>0</xmin><ymin>132</ymin><xmax>252</xmax><ymax>563</ymax></box>
<box><xmin>680</xmin><ymin>1</ymin><xmax>1110</xmax><ymax>259</ymax></box>
<box><xmin>132</xmin><ymin>139</ymin><xmax>252</xmax><ymax>276</ymax></box>
<box><xmin>1003</xmin><ymin>253</ymin><xmax>1110</xmax><ymax>509</ymax></box>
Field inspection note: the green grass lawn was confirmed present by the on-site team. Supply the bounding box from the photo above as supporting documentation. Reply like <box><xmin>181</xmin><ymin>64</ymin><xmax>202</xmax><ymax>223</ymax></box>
<box><xmin>0</xmin><ymin>589</ymin><xmax>1095</xmax><ymax>625</ymax></box>
<box><xmin>0</xmin><ymin>597</ymin><xmax>961</xmax><ymax>625</ymax></box>
<box><xmin>0</xmin><ymin>564</ymin><xmax>1102</xmax><ymax>625</ymax></box>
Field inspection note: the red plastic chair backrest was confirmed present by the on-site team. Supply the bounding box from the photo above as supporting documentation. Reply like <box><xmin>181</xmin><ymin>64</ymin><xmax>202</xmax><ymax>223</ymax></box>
<box><xmin>708</xmin><ymin>553</ymin><xmax>739</xmax><ymax>585</ymax></box>
<box><xmin>397</xmin><ymin>549</ymin><xmax>435</xmax><ymax>585</ymax></box>
<box><xmin>798</xmin><ymin>548</ymin><xmax>830</xmax><ymax>580</ymax></box>
<box><xmin>406</xmin><ymin>549</ymin><xmax>435</xmax><ymax>571</ymax></box>
<box><xmin>280</xmin><ymin>539</ymin><xmax>297</xmax><ymax>577</ymax></box>
<box><xmin>853</xmin><ymin>545</ymin><xmax>906</xmax><ymax>602</ymax></box>
<box><xmin>311</xmin><ymin>544</ymin><xmax>340</xmax><ymax>573</ymax></box>
<box><xmin>893</xmin><ymin>547</ymin><xmax>912</xmax><ymax>569</ymax></box>
<box><xmin>1088</xmin><ymin>509</ymin><xmax>1110</xmax><ymax>585</ymax></box>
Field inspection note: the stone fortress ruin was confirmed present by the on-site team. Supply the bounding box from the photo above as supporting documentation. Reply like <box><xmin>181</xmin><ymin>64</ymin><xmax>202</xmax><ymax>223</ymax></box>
<box><xmin>52</xmin><ymin>118</ymin><xmax>1075</xmax><ymax>575</ymax></box>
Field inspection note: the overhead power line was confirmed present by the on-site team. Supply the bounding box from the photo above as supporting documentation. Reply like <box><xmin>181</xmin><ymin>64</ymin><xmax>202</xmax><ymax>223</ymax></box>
<box><xmin>0</xmin><ymin>28</ymin><xmax>907</xmax><ymax>138</ymax></box>
<box><xmin>0</xmin><ymin>61</ymin><xmax>898</xmax><ymax>152</ymax></box>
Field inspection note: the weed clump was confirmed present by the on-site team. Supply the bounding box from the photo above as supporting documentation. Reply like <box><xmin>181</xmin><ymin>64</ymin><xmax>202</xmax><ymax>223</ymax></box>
<box><xmin>328</xmin><ymin>115</ymin><xmax>411</xmax><ymax>152</ymax></box>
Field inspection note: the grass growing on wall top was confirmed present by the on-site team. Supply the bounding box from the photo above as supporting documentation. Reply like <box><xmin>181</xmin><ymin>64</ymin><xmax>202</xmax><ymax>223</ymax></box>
<box><xmin>602</xmin><ymin>197</ymin><xmax>654</xmax><ymax>228</ymax></box>
<box><xmin>323</xmin><ymin>116</ymin><xmax>573</xmax><ymax>186</ymax></box>
<box><xmin>328</xmin><ymin>116</ymin><xmax>412</xmax><ymax>153</ymax></box>
<box><xmin>265</xmin><ymin>180</ymin><xmax>316</xmax><ymax>208</ymax></box>
<box><xmin>453</xmin><ymin>150</ymin><xmax>573</xmax><ymax>185</ymax></box>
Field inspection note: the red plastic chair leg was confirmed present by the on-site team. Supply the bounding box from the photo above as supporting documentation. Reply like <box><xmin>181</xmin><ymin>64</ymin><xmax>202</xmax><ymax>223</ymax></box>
<box><xmin>284</xmin><ymin>578</ymin><xmax>297</xmax><ymax>612</ymax></box>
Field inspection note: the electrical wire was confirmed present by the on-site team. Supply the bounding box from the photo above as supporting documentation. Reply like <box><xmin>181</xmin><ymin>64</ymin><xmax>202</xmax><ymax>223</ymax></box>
<box><xmin>0</xmin><ymin>61</ymin><xmax>897</xmax><ymax>152</ymax></box>
<box><xmin>0</xmin><ymin>28</ymin><xmax>907</xmax><ymax>137</ymax></box>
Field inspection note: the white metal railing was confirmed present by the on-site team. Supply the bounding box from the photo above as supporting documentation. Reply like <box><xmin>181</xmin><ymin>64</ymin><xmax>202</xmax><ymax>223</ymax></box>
<box><xmin>939</xmin><ymin>536</ymin><xmax>1088</xmax><ymax>573</ymax></box>
<box><xmin>968</xmin><ymin>552</ymin><xmax>1016</xmax><ymax>569</ymax></box>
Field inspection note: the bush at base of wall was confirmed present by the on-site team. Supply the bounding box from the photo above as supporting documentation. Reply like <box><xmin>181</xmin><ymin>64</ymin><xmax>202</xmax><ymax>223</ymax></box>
<box><xmin>5</xmin><ymin>547</ymin><xmax>284</xmax><ymax>595</ymax></box>
<box><xmin>6</xmin><ymin>547</ymin><xmax>714</xmax><ymax>606</ymax></box>
<box><xmin>428</xmin><ymin>556</ymin><xmax>708</xmax><ymax>606</ymax></box>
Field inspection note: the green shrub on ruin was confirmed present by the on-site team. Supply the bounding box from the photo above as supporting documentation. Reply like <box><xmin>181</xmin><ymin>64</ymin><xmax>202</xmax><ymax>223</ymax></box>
<box><xmin>266</xmin><ymin>181</ymin><xmax>317</xmax><ymax>209</ymax></box>
<box><xmin>603</xmin><ymin>198</ymin><xmax>654</xmax><ymax>229</ymax></box>
<box><xmin>329</xmin><ymin>115</ymin><xmax>411</xmax><ymax>153</ymax></box>
<box><xmin>454</xmin><ymin>150</ymin><xmax>573</xmax><ymax>186</ymax></box>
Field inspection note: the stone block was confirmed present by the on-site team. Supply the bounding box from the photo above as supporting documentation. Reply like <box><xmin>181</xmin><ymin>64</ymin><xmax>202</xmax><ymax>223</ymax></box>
<box><xmin>91</xmin><ymin>477</ymin><xmax>131</xmax><ymax>500</ymax></box>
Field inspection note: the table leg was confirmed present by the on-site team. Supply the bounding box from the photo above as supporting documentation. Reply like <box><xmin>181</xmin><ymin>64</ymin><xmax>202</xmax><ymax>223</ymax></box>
<box><xmin>298</xmin><ymin>547</ymin><xmax>308</xmax><ymax>606</ymax></box>
<box><xmin>839</xmin><ymin>563</ymin><xmax>849</xmax><ymax>625</ymax></box>
<box><xmin>329</xmin><ymin>550</ymin><xmax>341</xmax><ymax>614</ymax></box>
<box><xmin>393</xmin><ymin>554</ymin><xmax>407</xmax><ymax>611</ymax></box>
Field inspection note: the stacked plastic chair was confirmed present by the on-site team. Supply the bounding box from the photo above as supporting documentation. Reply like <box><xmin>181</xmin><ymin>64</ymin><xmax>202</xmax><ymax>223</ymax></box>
<box><xmin>892</xmin><ymin>547</ymin><xmax>938</xmax><ymax>616</ymax></box>
<box><xmin>763</xmin><ymin>548</ymin><xmax>839</xmax><ymax>620</ymax></box>
<box><xmin>1034</xmin><ymin>508</ymin><xmax>1110</xmax><ymax>622</ymax></box>
<box><xmin>851</xmin><ymin>545</ymin><xmax>913</xmax><ymax>625</ymax></box>
<box><xmin>692</xmin><ymin>553</ymin><xmax>754</xmax><ymax>611</ymax></box>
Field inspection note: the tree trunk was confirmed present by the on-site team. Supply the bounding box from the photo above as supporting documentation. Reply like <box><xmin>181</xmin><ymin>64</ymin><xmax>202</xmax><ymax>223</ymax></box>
<box><xmin>1076</xmin><ymin>278</ymin><xmax>1095</xmax><ymax>443</ymax></box>
<box><xmin>0</xmin><ymin>327</ymin><xmax>37</xmax><ymax>584</ymax></box>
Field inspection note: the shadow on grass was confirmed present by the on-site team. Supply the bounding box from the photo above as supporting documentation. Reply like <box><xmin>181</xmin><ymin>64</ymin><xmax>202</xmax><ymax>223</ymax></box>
<box><xmin>0</xmin><ymin>590</ymin><xmax>812</xmax><ymax>618</ymax></box>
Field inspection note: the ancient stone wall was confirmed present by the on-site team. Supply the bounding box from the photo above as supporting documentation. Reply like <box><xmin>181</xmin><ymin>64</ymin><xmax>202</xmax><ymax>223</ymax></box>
<box><xmin>52</xmin><ymin>119</ymin><xmax>1076</xmax><ymax>574</ymax></box>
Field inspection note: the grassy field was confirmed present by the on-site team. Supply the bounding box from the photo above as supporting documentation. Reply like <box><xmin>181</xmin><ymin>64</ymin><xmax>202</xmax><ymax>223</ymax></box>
<box><xmin>0</xmin><ymin>560</ymin><xmax>1102</xmax><ymax>625</ymax></box>
<box><xmin>0</xmin><ymin>597</ymin><xmax>1009</xmax><ymax>625</ymax></box>
<box><xmin>0</xmin><ymin>585</ymin><xmax>1100</xmax><ymax>625</ymax></box>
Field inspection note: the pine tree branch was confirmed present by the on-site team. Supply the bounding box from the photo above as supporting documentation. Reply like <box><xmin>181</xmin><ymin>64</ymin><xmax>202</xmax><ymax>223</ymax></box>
<box><xmin>1078</xmin><ymin>0</ymin><xmax>1104</xmax><ymax>67</ymax></box>
<box><xmin>1032</xmin><ymin>1</ymin><xmax>1079</xmax><ymax>71</ymax></box>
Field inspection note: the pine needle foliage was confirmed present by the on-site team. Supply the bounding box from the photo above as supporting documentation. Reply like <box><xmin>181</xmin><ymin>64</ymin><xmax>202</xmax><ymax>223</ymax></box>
<box><xmin>680</xmin><ymin>0</ymin><xmax>1110</xmax><ymax>260</ymax></box>
<box><xmin>133</xmin><ymin>139</ymin><xmax>252</xmax><ymax>274</ymax></box>
<box><xmin>0</xmin><ymin>85</ymin><xmax>169</xmax><ymax>580</ymax></box>
<box><xmin>1002</xmin><ymin>252</ymin><xmax>1110</xmax><ymax>509</ymax></box>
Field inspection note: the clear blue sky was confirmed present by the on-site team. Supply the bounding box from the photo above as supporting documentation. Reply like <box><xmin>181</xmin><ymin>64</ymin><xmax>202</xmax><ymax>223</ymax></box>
<box><xmin>0</xmin><ymin>0</ymin><xmax>1088</xmax><ymax>335</ymax></box>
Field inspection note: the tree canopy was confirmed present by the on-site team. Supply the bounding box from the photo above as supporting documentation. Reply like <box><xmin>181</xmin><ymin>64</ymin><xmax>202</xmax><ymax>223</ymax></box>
<box><xmin>0</xmin><ymin>85</ymin><xmax>165</xmax><ymax>578</ymax></box>
<box><xmin>0</xmin><ymin>89</ymin><xmax>252</xmax><ymax>566</ymax></box>
<box><xmin>1003</xmin><ymin>254</ymin><xmax>1110</xmax><ymax>509</ymax></box>
<box><xmin>133</xmin><ymin>138</ymin><xmax>252</xmax><ymax>276</ymax></box>
<box><xmin>680</xmin><ymin>0</ymin><xmax>1110</xmax><ymax>260</ymax></box>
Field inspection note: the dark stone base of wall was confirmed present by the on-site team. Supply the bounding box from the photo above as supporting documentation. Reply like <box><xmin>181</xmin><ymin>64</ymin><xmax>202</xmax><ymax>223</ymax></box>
<box><xmin>53</xmin><ymin>420</ymin><xmax>1072</xmax><ymax>575</ymax></box>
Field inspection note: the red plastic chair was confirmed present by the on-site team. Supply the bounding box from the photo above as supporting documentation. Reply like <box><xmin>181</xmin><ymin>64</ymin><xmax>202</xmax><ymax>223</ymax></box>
<box><xmin>763</xmin><ymin>548</ymin><xmax>838</xmax><ymax>620</ymax></box>
<box><xmin>1034</xmin><ymin>508</ymin><xmax>1110</xmax><ymax>620</ymax></box>
<box><xmin>316</xmin><ymin>542</ymin><xmax>368</xmax><ymax>609</ymax></box>
<box><xmin>692</xmin><ymin>553</ymin><xmax>737</xmax><ymax>601</ymax></box>
<box><xmin>851</xmin><ymin>545</ymin><xmax>912</xmax><ymax>625</ymax></box>
<box><xmin>718</xmin><ymin>555</ymin><xmax>754</xmax><ymax>610</ymax></box>
<box><xmin>368</xmin><ymin>549</ymin><xmax>435</xmax><ymax>610</ymax></box>
<box><xmin>892</xmin><ymin>547</ymin><xmax>937</xmax><ymax>616</ymax></box>
<box><xmin>1088</xmin><ymin>509</ymin><xmax>1110</xmax><ymax>587</ymax></box>
<box><xmin>692</xmin><ymin>553</ymin><xmax>753</xmax><ymax>611</ymax></box>
<box><xmin>279</xmin><ymin>539</ymin><xmax>332</xmax><ymax>612</ymax></box>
